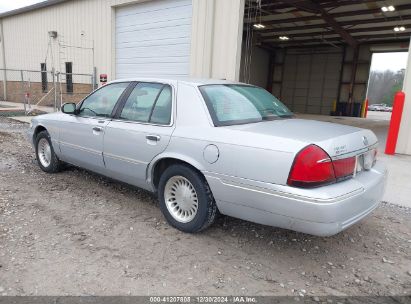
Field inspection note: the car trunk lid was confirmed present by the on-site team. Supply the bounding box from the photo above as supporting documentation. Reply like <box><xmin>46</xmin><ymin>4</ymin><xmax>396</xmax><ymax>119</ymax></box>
<box><xmin>223</xmin><ymin>118</ymin><xmax>378</xmax><ymax>157</ymax></box>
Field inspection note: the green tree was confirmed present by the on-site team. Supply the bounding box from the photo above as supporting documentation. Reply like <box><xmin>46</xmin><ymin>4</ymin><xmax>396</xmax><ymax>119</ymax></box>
<box><xmin>368</xmin><ymin>69</ymin><xmax>405</xmax><ymax>106</ymax></box>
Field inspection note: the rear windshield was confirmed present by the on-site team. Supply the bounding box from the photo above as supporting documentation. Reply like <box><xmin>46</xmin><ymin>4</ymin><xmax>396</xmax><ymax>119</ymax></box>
<box><xmin>199</xmin><ymin>84</ymin><xmax>293</xmax><ymax>126</ymax></box>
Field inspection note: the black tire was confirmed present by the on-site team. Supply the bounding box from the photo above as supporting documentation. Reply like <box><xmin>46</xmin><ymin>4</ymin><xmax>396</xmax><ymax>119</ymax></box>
<box><xmin>158</xmin><ymin>164</ymin><xmax>217</xmax><ymax>233</ymax></box>
<box><xmin>35</xmin><ymin>130</ymin><xmax>62</xmax><ymax>173</ymax></box>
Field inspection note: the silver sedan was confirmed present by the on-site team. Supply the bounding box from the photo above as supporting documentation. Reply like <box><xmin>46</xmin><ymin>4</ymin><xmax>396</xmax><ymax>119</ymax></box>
<box><xmin>28</xmin><ymin>78</ymin><xmax>387</xmax><ymax>236</ymax></box>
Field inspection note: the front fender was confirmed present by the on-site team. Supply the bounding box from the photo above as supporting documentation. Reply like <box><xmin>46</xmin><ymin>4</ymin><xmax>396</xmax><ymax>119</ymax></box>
<box><xmin>27</xmin><ymin>120</ymin><xmax>37</xmax><ymax>148</ymax></box>
<box><xmin>30</xmin><ymin>118</ymin><xmax>62</xmax><ymax>157</ymax></box>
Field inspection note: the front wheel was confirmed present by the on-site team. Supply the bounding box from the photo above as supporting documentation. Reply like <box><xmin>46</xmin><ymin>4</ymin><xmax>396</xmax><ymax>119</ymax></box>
<box><xmin>158</xmin><ymin>164</ymin><xmax>217</xmax><ymax>233</ymax></box>
<box><xmin>35</xmin><ymin>130</ymin><xmax>62</xmax><ymax>173</ymax></box>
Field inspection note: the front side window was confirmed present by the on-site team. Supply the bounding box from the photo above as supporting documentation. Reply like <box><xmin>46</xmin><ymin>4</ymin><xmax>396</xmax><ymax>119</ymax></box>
<box><xmin>120</xmin><ymin>82</ymin><xmax>172</xmax><ymax>125</ymax></box>
<box><xmin>199</xmin><ymin>84</ymin><xmax>293</xmax><ymax>126</ymax></box>
<box><xmin>78</xmin><ymin>82</ymin><xmax>129</xmax><ymax>117</ymax></box>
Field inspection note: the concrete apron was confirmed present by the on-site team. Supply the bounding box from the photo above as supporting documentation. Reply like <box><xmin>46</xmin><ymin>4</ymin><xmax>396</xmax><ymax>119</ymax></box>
<box><xmin>0</xmin><ymin>100</ymin><xmax>55</xmax><ymax>113</ymax></box>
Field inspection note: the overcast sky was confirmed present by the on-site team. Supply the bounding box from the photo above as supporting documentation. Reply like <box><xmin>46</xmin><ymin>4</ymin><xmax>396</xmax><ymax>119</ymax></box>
<box><xmin>0</xmin><ymin>0</ymin><xmax>409</xmax><ymax>72</ymax></box>
<box><xmin>370</xmin><ymin>52</ymin><xmax>409</xmax><ymax>72</ymax></box>
<box><xmin>0</xmin><ymin>0</ymin><xmax>44</xmax><ymax>13</ymax></box>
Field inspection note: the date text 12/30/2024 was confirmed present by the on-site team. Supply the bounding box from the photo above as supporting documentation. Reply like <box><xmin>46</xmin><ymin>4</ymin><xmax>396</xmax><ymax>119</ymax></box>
<box><xmin>149</xmin><ymin>297</ymin><xmax>257</xmax><ymax>303</ymax></box>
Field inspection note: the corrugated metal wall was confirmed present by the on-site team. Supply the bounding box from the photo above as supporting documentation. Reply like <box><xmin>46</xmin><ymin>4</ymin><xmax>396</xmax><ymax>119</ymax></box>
<box><xmin>279</xmin><ymin>49</ymin><xmax>343</xmax><ymax>115</ymax></box>
<box><xmin>268</xmin><ymin>46</ymin><xmax>372</xmax><ymax>115</ymax></box>
<box><xmin>0</xmin><ymin>0</ymin><xmax>245</xmax><ymax>83</ymax></box>
<box><xmin>239</xmin><ymin>45</ymin><xmax>270</xmax><ymax>88</ymax></box>
<box><xmin>190</xmin><ymin>0</ymin><xmax>244</xmax><ymax>81</ymax></box>
<box><xmin>0</xmin><ymin>0</ymin><xmax>117</xmax><ymax>76</ymax></box>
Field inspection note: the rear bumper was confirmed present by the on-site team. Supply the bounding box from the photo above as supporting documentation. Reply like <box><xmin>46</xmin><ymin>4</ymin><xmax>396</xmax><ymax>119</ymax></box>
<box><xmin>205</xmin><ymin>162</ymin><xmax>387</xmax><ymax>236</ymax></box>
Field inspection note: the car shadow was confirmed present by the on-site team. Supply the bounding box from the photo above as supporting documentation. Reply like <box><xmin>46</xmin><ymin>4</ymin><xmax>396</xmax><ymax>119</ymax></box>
<box><xmin>61</xmin><ymin>163</ymin><xmax>381</xmax><ymax>258</ymax></box>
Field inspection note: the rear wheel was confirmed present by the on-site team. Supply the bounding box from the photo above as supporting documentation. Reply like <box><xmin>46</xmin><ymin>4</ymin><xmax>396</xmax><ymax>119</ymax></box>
<box><xmin>35</xmin><ymin>130</ymin><xmax>62</xmax><ymax>173</ymax></box>
<box><xmin>158</xmin><ymin>164</ymin><xmax>217</xmax><ymax>233</ymax></box>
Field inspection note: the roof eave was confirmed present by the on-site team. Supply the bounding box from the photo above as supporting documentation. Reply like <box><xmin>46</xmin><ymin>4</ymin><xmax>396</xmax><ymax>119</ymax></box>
<box><xmin>0</xmin><ymin>0</ymin><xmax>68</xmax><ymax>19</ymax></box>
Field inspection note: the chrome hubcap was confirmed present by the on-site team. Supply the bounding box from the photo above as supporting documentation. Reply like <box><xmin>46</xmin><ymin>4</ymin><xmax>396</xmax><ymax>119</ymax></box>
<box><xmin>38</xmin><ymin>138</ymin><xmax>51</xmax><ymax>168</ymax></box>
<box><xmin>164</xmin><ymin>176</ymin><xmax>198</xmax><ymax>223</ymax></box>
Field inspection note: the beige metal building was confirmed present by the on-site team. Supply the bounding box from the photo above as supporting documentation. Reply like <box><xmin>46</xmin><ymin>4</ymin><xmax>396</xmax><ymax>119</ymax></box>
<box><xmin>0</xmin><ymin>0</ymin><xmax>244</xmax><ymax>81</ymax></box>
<box><xmin>0</xmin><ymin>0</ymin><xmax>411</xmax><ymax>155</ymax></box>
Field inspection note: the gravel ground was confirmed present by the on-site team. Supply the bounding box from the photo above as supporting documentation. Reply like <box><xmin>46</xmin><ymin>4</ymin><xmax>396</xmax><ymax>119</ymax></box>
<box><xmin>0</xmin><ymin>116</ymin><xmax>410</xmax><ymax>297</ymax></box>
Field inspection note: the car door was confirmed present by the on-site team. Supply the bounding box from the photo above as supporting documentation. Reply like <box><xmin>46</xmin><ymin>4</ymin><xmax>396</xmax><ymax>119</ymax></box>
<box><xmin>103</xmin><ymin>82</ymin><xmax>175</xmax><ymax>188</ymax></box>
<box><xmin>59</xmin><ymin>82</ymin><xmax>131</xmax><ymax>174</ymax></box>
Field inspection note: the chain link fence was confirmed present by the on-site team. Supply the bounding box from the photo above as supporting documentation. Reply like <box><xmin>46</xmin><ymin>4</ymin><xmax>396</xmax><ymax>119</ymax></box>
<box><xmin>0</xmin><ymin>68</ymin><xmax>96</xmax><ymax>113</ymax></box>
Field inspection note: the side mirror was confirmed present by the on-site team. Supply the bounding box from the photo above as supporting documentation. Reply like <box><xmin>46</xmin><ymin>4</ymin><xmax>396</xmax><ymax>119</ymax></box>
<box><xmin>61</xmin><ymin>103</ymin><xmax>77</xmax><ymax>114</ymax></box>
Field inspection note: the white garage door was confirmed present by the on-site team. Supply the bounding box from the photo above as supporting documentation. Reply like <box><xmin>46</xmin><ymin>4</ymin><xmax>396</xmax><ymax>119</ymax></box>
<box><xmin>115</xmin><ymin>0</ymin><xmax>192</xmax><ymax>79</ymax></box>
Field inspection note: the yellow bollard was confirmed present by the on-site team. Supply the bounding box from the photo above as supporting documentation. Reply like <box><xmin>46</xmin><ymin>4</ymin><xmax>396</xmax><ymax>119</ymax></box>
<box><xmin>332</xmin><ymin>100</ymin><xmax>337</xmax><ymax>113</ymax></box>
<box><xmin>361</xmin><ymin>99</ymin><xmax>368</xmax><ymax>118</ymax></box>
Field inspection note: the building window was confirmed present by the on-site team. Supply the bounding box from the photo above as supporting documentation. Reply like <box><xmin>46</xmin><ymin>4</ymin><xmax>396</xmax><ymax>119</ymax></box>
<box><xmin>40</xmin><ymin>63</ymin><xmax>47</xmax><ymax>93</ymax></box>
<box><xmin>65</xmin><ymin>62</ymin><xmax>73</xmax><ymax>94</ymax></box>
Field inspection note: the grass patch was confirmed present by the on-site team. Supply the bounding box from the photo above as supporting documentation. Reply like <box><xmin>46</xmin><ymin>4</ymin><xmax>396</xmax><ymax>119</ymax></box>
<box><xmin>0</xmin><ymin>111</ymin><xmax>26</xmax><ymax>117</ymax></box>
<box><xmin>0</xmin><ymin>110</ymin><xmax>46</xmax><ymax>117</ymax></box>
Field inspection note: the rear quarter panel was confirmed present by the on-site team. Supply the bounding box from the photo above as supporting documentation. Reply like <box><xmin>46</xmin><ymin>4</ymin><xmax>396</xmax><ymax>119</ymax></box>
<box><xmin>168</xmin><ymin>127</ymin><xmax>299</xmax><ymax>185</ymax></box>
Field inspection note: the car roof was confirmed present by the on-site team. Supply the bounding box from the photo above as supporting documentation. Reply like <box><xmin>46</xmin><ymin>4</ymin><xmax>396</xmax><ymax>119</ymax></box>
<box><xmin>109</xmin><ymin>77</ymin><xmax>243</xmax><ymax>87</ymax></box>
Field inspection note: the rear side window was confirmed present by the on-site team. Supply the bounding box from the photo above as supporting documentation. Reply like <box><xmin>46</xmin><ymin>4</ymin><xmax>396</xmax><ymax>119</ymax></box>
<box><xmin>120</xmin><ymin>82</ymin><xmax>172</xmax><ymax>125</ymax></box>
<box><xmin>150</xmin><ymin>86</ymin><xmax>172</xmax><ymax>125</ymax></box>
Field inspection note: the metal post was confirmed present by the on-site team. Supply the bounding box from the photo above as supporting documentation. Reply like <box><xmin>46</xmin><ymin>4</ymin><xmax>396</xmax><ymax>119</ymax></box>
<box><xmin>58</xmin><ymin>72</ymin><xmax>63</xmax><ymax>109</ymax></box>
<box><xmin>52</xmin><ymin>68</ymin><xmax>57</xmax><ymax>112</ymax></box>
<box><xmin>93</xmin><ymin>66</ymin><xmax>97</xmax><ymax>90</ymax></box>
<box><xmin>0</xmin><ymin>20</ymin><xmax>7</xmax><ymax>101</ymax></box>
<box><xmin>27</xmin><ymin>76</ymin><xmax>31</xmax><ymax>113</ymax></box>
<box><xmin>1</xmin><ymin>69</ymin><xmax>6</xmax><ymax>101</ymax></box>
<box><xmin>20</xmin><ymin>70</ymin><xmax>26</xmax><ymax>113</ymax></box>
<box><xmin>91</xmin><ymin>70</ymin><xmax>94</xmax><ymax>91</ymax></box>
<box><xmin>92</xmin><ymin>39</ymin><xmax>96</xmax><ymax>90</ymax></box>
<box><xmin>348</xmin><ymin>46</ymin><xmax>359</xmax><ymax>116</ymax></box>
<box><xmin>336</xmin><ymin>46</ymin><xmax>346</xmax><ymax>113</ymax></box>
<box><xmin>267</xmin><ymin>52</ymin><xmax>275</xmax><ymax>93</ymax></box>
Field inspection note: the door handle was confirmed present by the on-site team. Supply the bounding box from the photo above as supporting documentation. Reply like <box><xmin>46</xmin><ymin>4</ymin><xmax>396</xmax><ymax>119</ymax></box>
<box><xmin>146</xmin><ymin>135</ymin><xmax>160</xmax><ymax>142</ymax></box>
<box><xmin>93</xmin><ymin>127</ymin><xmax>103</xmax><ymax>132</ymax></box>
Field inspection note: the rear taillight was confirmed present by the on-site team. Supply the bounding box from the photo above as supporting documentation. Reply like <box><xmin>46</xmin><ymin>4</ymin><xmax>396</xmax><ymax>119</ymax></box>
<box><xmin>287</xmin><ymin>145</ymin><xmax>356</xmax><ymax>188</ymax></box>
<box><xmin>287</xmin><ymin>145</ymin><xmax>336</xmax><ymax>188</ymax></box>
